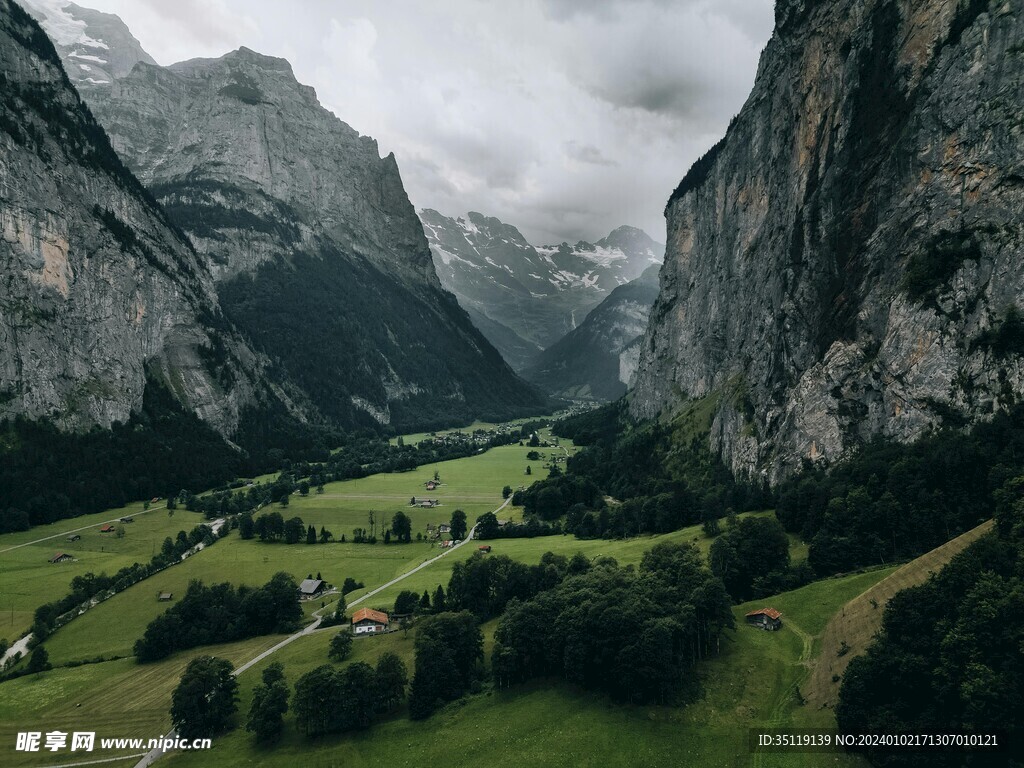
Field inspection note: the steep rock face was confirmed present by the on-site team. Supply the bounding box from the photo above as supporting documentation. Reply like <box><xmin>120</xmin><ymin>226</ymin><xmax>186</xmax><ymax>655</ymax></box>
<box><xmin>71</xmin><ymin>44</ymin><xmax>542</xmax><ymax>428</ymax></box>
<box><xmin>20</xmin><ymin>0</ymin><xmax>155</xmax><ymax>86</ymax></box>
<box><xmin>631</xmin><ymin>0</ymin><xmax>1024</xmax><ymax>482</ymax></box>
<box><xmin>422</xmin><ymin>208</ymin><xmax>661</xmax><ymax>368</ymax></box>
<box><xmin>525</xmin><ymin>266</ymin><xmax>660</xmax><ymax>401</ymax></box>
<box><xmin>0</xmin><ymin>0</ymin><xmax>273</xmax><ymax>433</ymax></box>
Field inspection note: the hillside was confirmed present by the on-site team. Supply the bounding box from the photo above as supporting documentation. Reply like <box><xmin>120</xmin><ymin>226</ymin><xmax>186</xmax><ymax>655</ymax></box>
<box><xmin>631</xmin><ymin>0</ymin><xmax>1024</xmax><ymax>482</ymax></box>
<box><xmin>524</xmin><ymin>265</ymin><xmax>660</xmax><ymax>400</ymax></box>
<box><xmin>805</xmin><ymin>518</ymin><xmax>995</xmax><ymax>709</ymax></box>
<box><xmin>421</xmin><ymin>209</ymin><xmax>662</xmax><ymax>370</ymax></box>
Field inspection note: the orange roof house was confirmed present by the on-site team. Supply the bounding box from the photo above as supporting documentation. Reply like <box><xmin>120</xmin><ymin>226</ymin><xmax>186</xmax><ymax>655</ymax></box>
<box><xmin>99</xmin><ymin>524</ymin><xmax>115</xmax><ymax>533</ymax></box>
<box><xmin>351</xmin><ymin>607</ymin><xmax>389</xmax><ymax>634</ymax></box>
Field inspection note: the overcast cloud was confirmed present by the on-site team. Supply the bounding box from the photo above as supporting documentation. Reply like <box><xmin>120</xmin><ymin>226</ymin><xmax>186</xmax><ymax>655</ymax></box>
<box><xmin>68</xmin><ymin>0</ymin><xmax>773</xmax><ymax>245</ymax></box>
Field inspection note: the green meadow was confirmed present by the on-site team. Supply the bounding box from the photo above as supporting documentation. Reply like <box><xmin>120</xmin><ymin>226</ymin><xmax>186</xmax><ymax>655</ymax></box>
<box><xmin>0</xmin><ymin>503</ymin><xmax>205</xmax><ymax>641</ymax></box>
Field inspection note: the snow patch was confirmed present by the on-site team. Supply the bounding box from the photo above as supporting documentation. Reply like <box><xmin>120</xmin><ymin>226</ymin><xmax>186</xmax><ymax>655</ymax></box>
<box><xmin>23</xmin><ymin>0</ymin><xmax>110</xmax><ymax>50</ymax></box>
<box><xmin>69</xmin><ymin>51</ymin><xmax>108</xmax><ymax>64</ymax></box>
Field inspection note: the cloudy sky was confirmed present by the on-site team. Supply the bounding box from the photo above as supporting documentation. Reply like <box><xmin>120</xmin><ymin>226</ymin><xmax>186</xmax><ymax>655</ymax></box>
<box><xmin>52</xmin><ymin>0</ymin><xmax>773</xmax><ymax>245</ymax></box>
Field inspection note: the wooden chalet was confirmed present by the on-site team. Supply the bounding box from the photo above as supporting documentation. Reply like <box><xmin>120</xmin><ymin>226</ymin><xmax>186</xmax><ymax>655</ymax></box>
<box><xmin>745</xmin><ymin>607</ymin><xmax>783</xmax><ymax>631</ymax></box>
<box><xmin>298</xmin><ymin>578</ymin><xmax>326</xmax><ymax>599</ymax></box>
<box><xmin>48</xmin><ymin>552</ymin><xmax>73</xmax><ymax>563</ymax></box>
<box><xmin>99</xmin><ymin>524</ymin><xmax>116</xmax><ymax>533</ymax></box>
<box><xmin>351</xmin><ymin>607</ymin><xmax>389</xmax><ymax>634</ymax></box>
<box><xmin>478</xmin><ymin>545</ymin><xmax>492</xmax><ymax>553</ymax></box>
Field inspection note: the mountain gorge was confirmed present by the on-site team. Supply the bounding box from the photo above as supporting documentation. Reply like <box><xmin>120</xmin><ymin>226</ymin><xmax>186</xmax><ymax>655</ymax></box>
<box><xmin>524</xmin><ymin>265</ymin><xmax>660</xmax><ymax>400</ymax></box>
<box><xmin>421</xmin><ymin>209</ymin><xmax>661</xmax><ymax>372</ymax></box>
<box><xmin>15</xmin><ymin>0</ymin><xmax>544</xmax><ymax>434</ymax></box>
<box><xmin>631</xmin><ymin>0</ymin><xmax>1024</xmax><ymax>483</ymax></box>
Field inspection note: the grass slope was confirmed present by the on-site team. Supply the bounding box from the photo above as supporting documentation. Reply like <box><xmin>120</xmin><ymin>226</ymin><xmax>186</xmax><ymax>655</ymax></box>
<box><xmin>0</xmin><ymin>502</ymin><xmax>203</xmax><ymax>641</ymax></box>
<box><xmin>804</xmin><ymin>518</ymin><xmax>995</xmax><ymax>709</ymax></box>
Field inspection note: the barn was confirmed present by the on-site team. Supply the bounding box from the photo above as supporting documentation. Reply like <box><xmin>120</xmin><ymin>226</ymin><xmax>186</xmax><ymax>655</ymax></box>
<box><xmin>745</xmin><ymin>607</ymin><xmax>783</xmax><ymax>631</ymax></box>
<box><xmin>99</xmin><ymin>524</ymin><xmax>115</xmax><ymax>533</ymax></box>
<box><xmin>48</xmin><ymin>552</ymin><xmax>73</xmax><ymax>563</ymax></box>
<box><xmin>351</xmin><ymin>607</ymin><xmax>389</xmax><ymax>634</ymax></box>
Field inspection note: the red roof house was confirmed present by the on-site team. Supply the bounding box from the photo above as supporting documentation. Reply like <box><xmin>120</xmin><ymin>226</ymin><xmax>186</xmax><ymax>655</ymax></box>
<box><xmin>351</xmin><ymin>607</ymin><xmax>389</xmax><ymax>635</ymax></box>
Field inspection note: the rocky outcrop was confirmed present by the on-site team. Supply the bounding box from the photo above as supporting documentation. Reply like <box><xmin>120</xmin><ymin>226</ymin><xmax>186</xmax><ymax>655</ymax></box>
<box><xmin>422</xmin><ymin>209</ymin><xmax>661</xmax><ymax>368</ymax></box>
<box><xmin>525</xmin><ymin>266</ymin><xmax>660</xmax><ymax>400</ymax></box>
<box><xmin>631</xmin><ymin>0</ymin><xmax>1024</xmax><ymax>483</ymax></box>
<box><xmin>0</xmin><ymin>0</ymin><xmax>281</xmax><ymax>433</ymax></box>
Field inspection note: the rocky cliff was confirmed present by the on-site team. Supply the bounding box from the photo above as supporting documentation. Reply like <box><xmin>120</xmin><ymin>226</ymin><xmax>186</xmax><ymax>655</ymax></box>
<box><xmin>0</xmin><ymin>0</ymin><xmax>287</xmax><ymax>434</ymax></box>
<box><xmin>68</xmin><ymin>41</ymin><xmax>542</xmax><ymax>429</ymax></box>
<box><xmin>631</xmin><ymin>0</ymin><xmax>1024</xmax><ymax>482</ymax></box>
<box><xmin>525</xmin><ymin>266</ymin><xmax>660</xmax><ymax>401</ymax></box>
<box><xmin>422</xmin><ymin>208</ymin><xmax>661</xmax><ymax>369</ymax></box>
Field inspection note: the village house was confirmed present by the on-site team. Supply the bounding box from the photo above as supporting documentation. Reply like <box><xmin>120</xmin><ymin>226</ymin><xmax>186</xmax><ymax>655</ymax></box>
<box><xmin>351</xmin><ymin>607</ymin><xmax>389</xmax><ymax>634</ymax></box>
<box><xmin>745</xmin><ymin>608</ymin><xmax>783</xmax><ymax>631</ymax></box>
<box><xmin>48</xmin><ymin>552</ymin><xmax>73</xmax><ymax>563</ymax></box>
<box><xmin>438</xmin><ymin>523</ymin><xmax>451</xmax><ymax>534</ymax></box>
<box><xmin>298</xmin><ymin>578</ymin><xmax>326</xmax><ymax>599</ymax></box>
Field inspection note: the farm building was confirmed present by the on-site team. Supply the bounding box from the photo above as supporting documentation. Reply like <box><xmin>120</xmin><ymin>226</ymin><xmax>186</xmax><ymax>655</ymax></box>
<box><xmin>745</xmin><ymin>608</ymin><xmax>783</xmax><ymax>631</ymax></box>
<box><xmin>158</xmin><ymin>592</ymin><xmax>173</xmax><ymax>602</ymax></box>
<box><xmin>419</xmin><ymin>500</ymin><xmax>438</xmax><ymax>508</ymax></box>
<box><xmin>438</xmin><ymin>523</ymin><xmax>451</xmax><ymax>534</ymax></box>
<box><xmin>119</xmin><ymin>516</ymin><xmax>134</xmax><ymax>523</ymax></box>
<box><xmin>351</xmin><ymin>607</ymin><xmax>389</xmax><ymax>634</ymax></box>
<box><xmin>48</xmin><ymin>552</ymin><xmax>73</xmax><ymax>563</ymax></box>
<box><xmin>66</xmin><ymin>534</ymin><xmax>81</xmax><ymax>542</ymax></box>
<box><xmin>425</xmin><ymin>480</ymin><xmax>439</xmax><ymax>490</ymax></box>
<box><xmin>99</xmin><ymin>524</ymin><xmax>115</xmax><ymax>533</ymax></box>
<box><xmin>298</xmin><ymin>578</ymin><xmax>326</xmax><ymax>599</ymax></box>
<box><xmin>478</xmin><ymin>545</ymin><xmax>492</xmax><ymax>553</ymax></box>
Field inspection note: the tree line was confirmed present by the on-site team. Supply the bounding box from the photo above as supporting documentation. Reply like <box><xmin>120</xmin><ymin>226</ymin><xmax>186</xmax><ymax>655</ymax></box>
<box><xmin>134</xmin><ymin>573</ymin><xmax>302</xmax><ymax>662</ymax></box>
<box><xmin>492</xmin><ymin>541</ymin><xmax>733</xmax><ymax>704</ymax></box>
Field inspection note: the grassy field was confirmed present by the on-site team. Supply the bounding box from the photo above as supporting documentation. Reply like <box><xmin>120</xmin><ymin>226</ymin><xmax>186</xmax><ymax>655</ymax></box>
<box><xmin>153</xmin><ymin>569</ymin><xmax>891</xmax><ymax>768</ymax></box>
<box><xmin>28</xmin><ymin>440</ymin><xmax>568</xmax><ymax>665</ymax></box>
<box><xmin>0</xmin><ymin>503</ymin><xmax>206</xmax><ymax>641</ymax></box>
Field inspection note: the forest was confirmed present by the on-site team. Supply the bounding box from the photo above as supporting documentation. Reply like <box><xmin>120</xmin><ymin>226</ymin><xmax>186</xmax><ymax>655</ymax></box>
<box><xmin>836</xmin><ymin>474</ymin><xmax>1024</xmax><ymax>767</ymax></box>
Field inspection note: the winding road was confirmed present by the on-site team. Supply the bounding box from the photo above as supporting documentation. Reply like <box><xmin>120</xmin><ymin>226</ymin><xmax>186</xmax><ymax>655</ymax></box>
<box><xmin>133</xmin><ymin>499</ymin><xmax>505</xmax><ymax>768</ymax></box>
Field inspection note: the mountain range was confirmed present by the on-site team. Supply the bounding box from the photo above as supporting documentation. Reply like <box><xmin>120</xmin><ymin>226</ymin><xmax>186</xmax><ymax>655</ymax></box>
<box><xmin>421</xmin><ymin>209</ymin><xmax>661</xmax><ymax>372</ymax></box>
<box><xmin>3</xmin><ymin>0</ymin><xmax>546</xmax><ymax>459</ymax></box>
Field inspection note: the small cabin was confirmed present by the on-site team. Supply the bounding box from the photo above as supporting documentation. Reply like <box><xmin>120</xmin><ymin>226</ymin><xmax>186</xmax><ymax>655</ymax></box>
<box><xmin>425</xmin><ymin>481</ymin><xmax>439</xmax><ymax>490</ymax></box>
<box><xmin>158</xmin><ymin>592</ymin><xmax>173</xmax><ymax>602</ymax></box>
<box><xmin>298</xmin><ymin>578</ymin><xmax>326</xmax><ymax>599</ymax></box>
<box><xmin>49</xmin><ymin>552</ymin><xmax>73</xmax><ymax>564</ymax></box>
<box><xmin>351</xmin><ymin>607</ymin><xmax>389</xmax><ymax>635</ymax></box>
<box><xmin>745</xmin><ymin>607</ymin><xmax>783</xmax><ymax>631</ymax></box>
<box><xmin>119</xmin><ymin>516</ymin><xmax>134</xmax><ymax>523</ymax></box>
<box><xmin>478</xmin><ymin>545</ymin><xmax>492</xmax><ymax>553</ymax></box>
<box><xmin>66</xmin><ymin>534</ymin><xmax>81</xmax><ymax>542</ymax></box>
<box><xmin>99</xmin><ymin>524</ymin><xmax>115</xmax><ymax>533</ymax></box>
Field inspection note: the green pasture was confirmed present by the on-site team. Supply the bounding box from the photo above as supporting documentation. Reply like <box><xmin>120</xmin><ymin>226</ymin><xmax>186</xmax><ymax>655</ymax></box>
<box><xmin>0</xmin><ymin>504</ymin><xmax>204</xmax><ymax>640</ymax></box>
<box><xmin>156</xmin><ymin>570</ymin><xmax>887</xmax><ymax>768</ymax></box>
